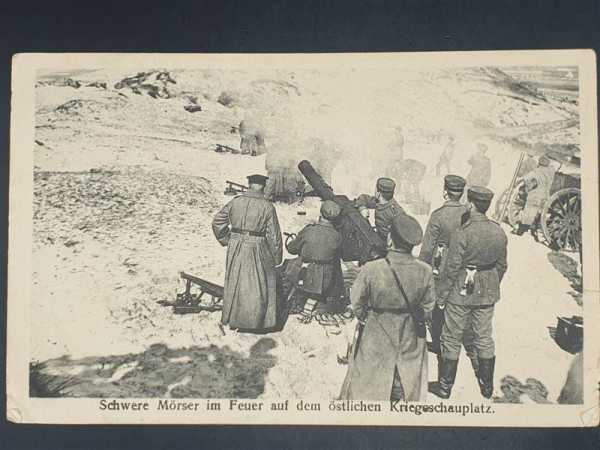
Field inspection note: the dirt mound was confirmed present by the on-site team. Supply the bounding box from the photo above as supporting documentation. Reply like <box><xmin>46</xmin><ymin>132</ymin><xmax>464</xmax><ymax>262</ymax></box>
<box><xmin>114</xmin><ymin>71</ymin><xmax>177</xmax><ymax>98</ymax></box>
<box><xmin>37</xmin><ymin>94</ymin><xmax>129</xmax><ymax>125</ymax></box>
<box><xmin>86</xmin><ymin>81</ymin><xmax>107</xmax><ymax>90</ymax></box>
<box><xmin>31</xmin><ymin>339</ymin><xmax>277</xmax><ymax>398</ymax></box>
<box><xmin>493</xmin><ymin>375</ymin><xmax>552</xmax><ymax>403</ymax></box>
<box><xmin>54</xmin><ymin>99</ymin><xmax>107</xmax><ymax>115</ymax></box>
<box><xmin>217</xmin><ymin>90</ymin><xmax>239</xmax><ymax>107</ymax></box>
<box><xmin>37</xmin><ymin>78</ymin><xmax>82</xmax><ymax>89</ymax></box>
<box><xmin>33</xmin><ymin>168</ymin><xmax>219</xmax><ymax>246</ymax></box>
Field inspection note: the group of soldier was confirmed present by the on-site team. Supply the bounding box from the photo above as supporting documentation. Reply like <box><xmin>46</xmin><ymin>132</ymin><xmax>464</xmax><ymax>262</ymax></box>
<box><xmin>340</xmin><ymin>175</ymin><xmax>507</xmax><ymax>402</ymax></box>
<box><xmin>211</xmin><ymin>162</ymin><xmax>512</xmax><ymax>402</ymax></box>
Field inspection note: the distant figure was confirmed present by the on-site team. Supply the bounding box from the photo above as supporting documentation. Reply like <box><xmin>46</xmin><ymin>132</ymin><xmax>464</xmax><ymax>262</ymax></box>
<box><xmin>286</xmin><ymin>201</ymin><xmax>344</xmax><ymax>323</ymax></box>
<box><xmin>212</xmin><ymin>174</ymin><xmax>283</xmax><ymax>332</ymax></box>
<box><xmin>395</xmin><ymin>159</ymin><xmax>427</xmax><ymax>203</ymax></box>
<box><xmin>429</xmin><ymin>187</ymin><xmax>508</xmax><ymax>400</ymax></box>
<box><xmin>435</xmin><ymin>136</ymin><xmax>455</xmax><ymax>176</ymax></box>
<box><xmin>466</xmin><ymin>143</ymin><xmax>492</xmax><ymax>188</ymax></box>
<box><xmin>355</xmin><ymin>177</ymin><xmax>406</xmax><ymax>245</ymax></box>
<box><xmin>512</xmin><ymin>155</ymin><xmax>556</xmax><ymax>236</ymax></box>
<box><xmin>239</xmin><ymin>120</ymin><xmax>265</xmax><ymax>156</ymax></box>
<box><xmin>391</xmin><ymin>126</ymin><xmax>405</xmax><ymax>161</ymax></box>
<box><xmin>340</xmin><ymin>213</ymin><xmax>434</xmax><ymax>401</ymax></box>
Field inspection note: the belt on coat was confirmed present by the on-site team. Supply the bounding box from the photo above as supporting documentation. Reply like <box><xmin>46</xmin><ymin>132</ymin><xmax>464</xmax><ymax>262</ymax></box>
<box><xmin>302</xmin><ymin>257</ymin><xmax>336</xmax><ymax>264</ymax></box>
<box><xmin>369</xmin><ymin>306</ymin><xmax>410</xmax><ymax>315</ymax></box>
<box><xmin>230</xmin><ymin>228</ymin><xmax>266</xmax><ymax>237</ymax></box>
<box><xmin>465</xmin><ymin>263</ymin><xmax>496</xmax><ymax>271</ymax></box>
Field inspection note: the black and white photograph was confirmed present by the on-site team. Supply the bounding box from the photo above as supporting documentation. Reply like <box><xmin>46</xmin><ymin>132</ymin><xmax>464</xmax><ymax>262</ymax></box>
<box><xmin>6</xmin><ymin>52</ymin><xmax>599</xmax><ymax>426</ymax></box>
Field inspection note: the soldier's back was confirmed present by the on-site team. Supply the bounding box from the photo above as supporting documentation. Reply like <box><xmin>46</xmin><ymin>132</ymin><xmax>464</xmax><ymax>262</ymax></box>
<box><xmin>432</xmin><ymin>201</ymin><xmax>467</xmax><ymax>245</ymax></box>
<box><xmin>229</xmin><ymin>193</ymin><xmax>275</xmax><ymax>232</ymax></box>
<box><xmin>300</xmin><ymin>223</ymin><xmax>342</xmax><ymax>260</ymax></box>
<box><xmin>363</xmin><ymin>252</ymin><xmax>432</xmax><ymax>308</ymax></box>
<box><xmin>461</xmin><ymin>215</ymin><xmax>507</xmax><ymax>265</ymax></box>
<box><xmin>377</xmin><ymin>198</ymin><xmax>404</xmax><ymax>216</ymax></box>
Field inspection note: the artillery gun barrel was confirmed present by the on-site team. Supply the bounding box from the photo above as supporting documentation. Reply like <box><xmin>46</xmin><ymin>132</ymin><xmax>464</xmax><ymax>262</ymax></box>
<box><xmin>297</xmin><ymin>160</ymin><xmax>385</xmax><ymax>264</ymax></box>
<box><xmin>298</xmin><ymin>160</ymin><xmax>335</xmax><ymax>201</ymax></box>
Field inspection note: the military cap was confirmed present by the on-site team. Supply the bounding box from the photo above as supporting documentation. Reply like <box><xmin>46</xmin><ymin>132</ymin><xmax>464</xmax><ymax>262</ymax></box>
<box><xmin>467</xmin><ymin>186</ymin><xmax>494</xmax><ymax>202</ymax></box>
<box><xmin>320</xmin><ymin>200</ymin><xmax>341</xmax><ymax>220</ymax></box>
<box><xmin>444</xmin><ymin>174</ymin><xmax>466</xmax><ymax>193</ymax></box>
<box><xmin>391</xmin><ymin>213</ymin><xmax>423</xmax><ymax>246</ymax></box>
<box><xmin>247</xmin><ymin>174</ymin><xmax>269</xmax><ymax>185</ymax></box>
<box><xmin>376</xmin><ymin>177</ymin><xmax>396</xmax><ymax>193</ymax></box>
<box><xmin>539</xmin><ymin>155</ymin><xmax>550</xmax><ymax>167</ymax></box>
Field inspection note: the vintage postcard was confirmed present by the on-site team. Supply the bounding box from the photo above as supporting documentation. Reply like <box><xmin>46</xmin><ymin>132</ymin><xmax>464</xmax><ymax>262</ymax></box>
<box><xmin>7</xmin><ymin>51</ymin><xmax>599</xmax><ymax>425</ymax></box>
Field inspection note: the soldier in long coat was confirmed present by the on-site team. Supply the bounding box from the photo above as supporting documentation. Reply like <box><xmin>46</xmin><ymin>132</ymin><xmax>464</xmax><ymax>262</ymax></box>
<box><xmin>285</xmin><ymin>200</ymin><xmax>344</xmax><ymax>321</ymax></box>
<box><xmin>212</xmin><ymin>174</ymin><xmax>283</xmax><ymax>331</ymax></box>
<box><xmin>355</xmin><ymin>177</ymin><xmax>406</xmax><ymax>245</ymax></box>
<box><xmin>513</xmin><ymin>155</ymin><xmax>555</xmax><ymax>235</ymax></box>
<box><xmin>465</xmin><ymin>143</ymin><xmax>492</xmax><ymax>188</ymax></box>
<box><xmin>340</xmin><ymin>214</ymin><xmax>435</xmax><ymax>401</ymax></box>
<box><xmin>429</xmin><ymin>186</ymin><xmax>508</xmax><ymax>399</ymax></box>
<box><xmin>419</xmin><ymin>175</ymin><xmax>479</xmax><ymax>377</ymax></box>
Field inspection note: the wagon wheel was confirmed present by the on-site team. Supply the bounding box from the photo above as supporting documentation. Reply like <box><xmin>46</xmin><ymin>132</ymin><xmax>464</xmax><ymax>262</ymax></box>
<box><xmin>540</xmin><ymin>187</ymin><xmax>581</xmax><ymax>253</ymax></box>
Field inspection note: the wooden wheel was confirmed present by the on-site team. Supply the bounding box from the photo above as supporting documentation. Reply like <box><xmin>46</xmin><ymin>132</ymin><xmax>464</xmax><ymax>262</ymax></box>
<box><xmin>541</xmin><ymin>187</ymin><xmax>581</xmax><ymax>252</ymax></box>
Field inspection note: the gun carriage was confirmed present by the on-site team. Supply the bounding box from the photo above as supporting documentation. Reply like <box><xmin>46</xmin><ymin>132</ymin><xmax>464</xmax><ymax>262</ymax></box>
<box><xmin>162</xmin><ymin>161</ymin><xmax>384</xmax><ymax>320</ymax></box>
<box><xmin>495</xmin><ymin>151</ymin><xmax>581</xmax><ymax>253</ymax></box>
<box><xmin>297</xmin><ymin>160</ymin><xmax>387</xmax><ymax>264</ymax></box>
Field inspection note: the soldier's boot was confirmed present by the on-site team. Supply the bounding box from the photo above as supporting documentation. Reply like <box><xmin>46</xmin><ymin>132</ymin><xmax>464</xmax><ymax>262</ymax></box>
<box><xmin>428</xmin><ymin>358</ymin><xmax>459</xmax><ymax>399</ymax></box>
<box><xmin>464</xmin><ymin>345</ymin><xmax>479</xmax><ymax>378</ymax></box>
<box><xmin>477</xmin><ymin>357</ymin><xmax>496</xmax><ymax>399</ymax></box>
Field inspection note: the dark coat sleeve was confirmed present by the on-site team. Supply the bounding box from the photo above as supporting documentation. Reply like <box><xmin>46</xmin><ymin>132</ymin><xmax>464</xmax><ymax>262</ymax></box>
<box><xmin>496</xmin><ymin>231</ymin><xmax>508</xmax><ymax>282</ymax></box>
<box><xmin>419</xmin><ymin>214</ymin><xmax>440</xmax><ymax>265</ymax></box>
<box><xmin>266</xmin><ymin>205</ymin><xmax>283</xmax><ymax>265</ymax></box>
<box><xmin>437</xmin><ymin>229</ymin><xmax>466</xmax><ymax>303</ymax></box>
<box><xmin>421</xmin><ymin>270</ymin><xmax>435</xmax><ymax>320</ymax></box>
<box><xmin>350</xmin><ymin>266</ymin><xmax>370</xmax><ymax>321</ymax></box>
<box><xmin>211</xmin><ymin>201</ymin><xmax>232</xmax><ymax>247</ymax></box>
<box><xmin>286</xmin><ymin>228</ymin><xmax>305</xmax><ymax>255</ymax></box>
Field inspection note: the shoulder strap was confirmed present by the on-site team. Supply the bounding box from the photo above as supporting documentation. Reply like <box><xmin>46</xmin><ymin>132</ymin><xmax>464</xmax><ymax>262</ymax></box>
<box><xmin>384</xmin><ymin>257</ymin><xmax>418</xmax><ymax>321</ymax></box>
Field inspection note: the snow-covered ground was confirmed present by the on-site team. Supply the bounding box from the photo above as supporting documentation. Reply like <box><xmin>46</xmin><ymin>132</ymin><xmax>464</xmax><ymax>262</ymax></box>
<box><xmin>31</xmin><ymin>66</ymin><xmax>581</xmax><ymax>402</ymax></box>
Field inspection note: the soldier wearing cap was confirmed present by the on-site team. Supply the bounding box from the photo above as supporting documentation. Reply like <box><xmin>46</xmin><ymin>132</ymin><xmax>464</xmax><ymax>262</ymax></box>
<box><xmin>212</xmin><ymin>173</ymin><xmax>283</xmax><ymax>332</ymax></box>
<box><xmin>513</xmin><ymin>155</ymin><xmax>556</xmax><ymax>236</ymax></box>
<box><xmin>420</xmin><ymin>175</ymin><xmax>479</xmax><ymax>377</ymax></box>
<box><xmin>340</xmin><ymin>213</ymin><xmax>435</xmax><ymax>401</ymax></box>
<box><xmin>355</xmin><ymin>177</ymin><xmax>406</xmax><ymax>245</ymax></box>
<box><xmin>286</xmin><ymin>200</ymin><xmax>344</xmax><ymax>322</ymax></box>
<box><xmin>429</xmin><ymin>186</ymin><xmax>508</xmax><ymax>400</ymax></box>
<box><xmin>420</xmin><ymin>175</ymin><xmax>468</xmax><ymax>271</ymax></box>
